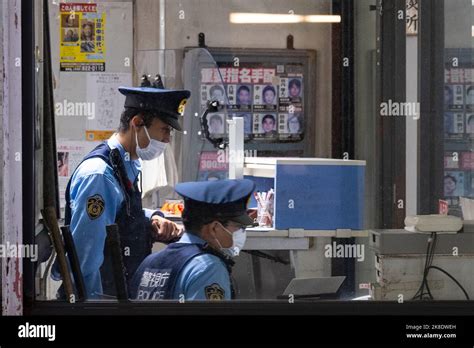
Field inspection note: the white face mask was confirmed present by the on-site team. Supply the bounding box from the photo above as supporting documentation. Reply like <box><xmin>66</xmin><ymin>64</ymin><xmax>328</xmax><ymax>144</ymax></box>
<box><xmin>215</xmin><ymin>223</ymin><xmax>247</xmax><ymax>257</ymax></box>
<box><xmin>135</xmin><ymin>126</ymin><xmax>167</xmax><ymax>161</ymax></box>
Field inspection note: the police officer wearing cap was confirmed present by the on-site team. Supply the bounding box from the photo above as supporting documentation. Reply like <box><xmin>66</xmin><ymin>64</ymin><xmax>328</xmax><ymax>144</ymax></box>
<box><xmin>52</xmin><ymin>80</ymin><xmax>191</xmax><ymax>299</ymax></box>
<box><xmin>130</xmin><ymin>179</ymin><xmax>256</xmax><ymax>301</ymax></box>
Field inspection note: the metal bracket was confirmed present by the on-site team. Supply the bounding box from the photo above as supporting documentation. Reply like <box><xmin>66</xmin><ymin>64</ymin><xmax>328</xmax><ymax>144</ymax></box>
<box><xmin>198</xmin><ymin>32</ymin><xmax>206</xmax><ymax>48</ymax></box>
<box><xmin>286</xmin><ymin>34</ymin><xmax>294</xmax><ymax>49</ymax></box>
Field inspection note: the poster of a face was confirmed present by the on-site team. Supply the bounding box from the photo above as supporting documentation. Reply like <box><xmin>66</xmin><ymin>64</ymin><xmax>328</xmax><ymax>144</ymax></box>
<box><xmin>287</xmin><ymin>78</ymin><xmax>302</xmax><ymax>99</ymax></box>
<box><xmin>254</xmin><ymin>85</ymin><xmax>277</xmax><ymax>105</ymax></box>
<box><xmin>236</xmin><ymin>84</ymin><xmax>252</xmax><ymax>106</ymax></box>
<box><xmin>63</xmin><ymin>28</ymin><xmax>79</xmax><ymax>43</ymax></box>
<box><xmin>62</xmin><ymin>13</ymin><xmax>79</xmax><ymax>28</ymax></box>
<box><xmin>466</xmin><ymin>114</ymin><xmax>474</xmax><ymax>133</ymax></box>
<box><xmin>444</xmin><ymin>171</ymin><xmax>465</xmax><ymax>197</ymax></box>
<box><xmin>208</xmin><ymin>114</ymin><xmax>225</xmax><ymax>135</ymax></box>
<box><xmin>466</xmin><ymin>85</ymin><xmax>474</xmax><ymax>109</ymax></box>
<box><xmin>253</xmin><ymin>113</ymin><xmax>277</xmax><ymax>136</ymax></box>
<box><xmin>209</xmin><ymin>84</ymin><xmax>226</xmax><ymax>104</ymax></box>
<box><xmin>287</xmin><ymin>114</ymin><xmax>303</xmax><ymax>134</ymax></box>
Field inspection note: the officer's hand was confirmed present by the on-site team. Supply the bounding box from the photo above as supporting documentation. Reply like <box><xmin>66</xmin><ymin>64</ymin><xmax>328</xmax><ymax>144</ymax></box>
<box><xmin>150</xmin><ymin>216</ymin><xmax>183</xmax><ymax>243</ymax></box>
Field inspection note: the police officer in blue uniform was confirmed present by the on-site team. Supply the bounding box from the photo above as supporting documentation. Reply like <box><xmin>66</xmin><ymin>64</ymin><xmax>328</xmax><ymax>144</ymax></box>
<box><xmin>130</xmin><ymin>179</ymin><xmax>256</xmax><ymax>301</ymax></box>
<box><xmin>52</xmin><ymin>84</ymin><xmax>191</xmax><ymax>299</ymax></box>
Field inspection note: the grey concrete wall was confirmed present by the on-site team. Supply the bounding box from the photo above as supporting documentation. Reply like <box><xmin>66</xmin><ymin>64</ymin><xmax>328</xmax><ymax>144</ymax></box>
<box><xmin>445</xmin><ymin>0</ymin><xmax>473</xmax><ymax>49</ymax></box>
<box><xmin>50</xmin><ymin>1</ymin><xmax>134</xmax><ymax>141</ymax></box>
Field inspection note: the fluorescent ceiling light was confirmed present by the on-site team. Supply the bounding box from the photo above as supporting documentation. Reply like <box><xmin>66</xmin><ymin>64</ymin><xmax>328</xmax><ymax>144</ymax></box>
<box><xmin>305</xmin><ymin>15</ymin><xmax>341</xmax><ymax>23</ymax></box>
<box><xmin>230</xmin><ymin>13</ymin><xmax>304</xmax><ymax>23</ymax></box>
<box><xmin>230</xmin><ymin>13</ymin><xmax>341</xmax><ymax>24</ymax></box>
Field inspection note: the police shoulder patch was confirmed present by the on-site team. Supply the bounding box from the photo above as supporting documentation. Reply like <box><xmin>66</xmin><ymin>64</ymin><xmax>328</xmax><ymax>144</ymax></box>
<box><xmin>205</xmin><ymin>283</ymin><xmax>225</xmax><ymax>300</ymax></box>
<box><xmin>86</xmin><ymin>194</ymin><xmax>105</xmax><ymax>220</ymax></box>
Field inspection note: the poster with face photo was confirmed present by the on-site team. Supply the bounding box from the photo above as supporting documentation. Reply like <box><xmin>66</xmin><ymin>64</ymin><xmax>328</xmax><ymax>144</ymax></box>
<box><xmin>208</xmin><ymin>113</ymin><xmax>225</xmax><ymax>135</ymax></box>
<box><xmin>466</xmin><ymin>85</ymin><xmax>474</xmax><ymax>111</ymax></box>
<box><xmin>253</xmin><ymin>113</ymin><xmax>277</xmax><ymax>139</ymax></box>
<box><xmin>236</xmin><ymin>84</ymin><xmax>252</xmax><ymax>111</ymax></box>
<box><xmin>253</xmin><ymin>84</ymin><xmax>278</xmax><ymax>111</ymax></box>
<box><xmin>466</xmin><ymin>113</ymin><xmax>474</xmax><ymax>135</ymax></box>
<box><xmin>278</xmin><ymin>75</ymin><xmax>303</xmax><ymax>114</ymax></box>
<box><xmin>227</xmin><ymin>84</ymin><xmax>252</xmax><ymax>111</ymax></box>
<box><xmin>278</xmin><ymin>113</ymin><xmax>303</xmax><ymax>141</ymax></box>
<box><xmin>444</xmin><ymin>171</ymin><xmax>465</xmax><ymax>197</ymax></box>
<box><xmin>208</xmin><ymin>84</ymin><xmax>226</xmax><ymax>105</ymax></box>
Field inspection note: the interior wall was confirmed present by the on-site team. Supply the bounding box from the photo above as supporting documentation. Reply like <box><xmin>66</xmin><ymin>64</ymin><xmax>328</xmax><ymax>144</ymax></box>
<box><xmin>444</xmin><ymin>0</ymin><xmax>473</xmax><ymax>49</ymax></box>
<box><xmin>135</xmin><ymin>0</ymin><xmax>334</xmax><ymax>158</ymax></box>
<box><xmin>50</xmin><ymin>1</ymin><xmax>134</xmax><ymax>141</ymax></box>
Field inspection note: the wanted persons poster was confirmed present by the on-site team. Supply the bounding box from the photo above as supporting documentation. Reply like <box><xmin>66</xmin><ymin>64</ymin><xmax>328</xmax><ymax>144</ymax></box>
<box><xmin>60</xmin><ymin>3</ymin><xmax>106</xmax><ymax>72</ymax></box>
<box><xmin>200</xmin><ymin>64</ymin><xmax>305</xmax><ymax>142</ymax></box>
<box><xmin>443</xmin><ymin>49</ymin><xmax>474</xmax><ymax>214</ymax></box>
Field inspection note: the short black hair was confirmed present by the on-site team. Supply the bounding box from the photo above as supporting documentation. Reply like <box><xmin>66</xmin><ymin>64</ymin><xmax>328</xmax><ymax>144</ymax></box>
<box><xmin>209</xmin><ymin>114</ymin><xmax>223</xmax><ymax>124</ymax></box>
<box><xmin>289</xmin><ymin>79</ymin><xmax>301</xmax><ymax>89</ymax></box>
<box><xmin>118</xmin><ymin>108</ymin><xmax>155</xmax><ymax>132</ymax></box>
<box><xmin>467</xmin><ymin>86</ymin><xmax>474</xmax><ymax>95</ymax></box>
<box><xmin>444</xmin><ymin>174</ymin><xmax>457</xmax><ymax>184</ymax></box>
<box><xmin>468</xmin><ymin>115</ymin><xmax>474</xmax><ymax>124</ymax></box>
<box><xmin>210</xmin><ymin>85</ymin><xmax>224</xmax><ymax>96</ymax></box>
<box><xmin>262</xmin><ymin>114</ymin><xmax>275</xmax><ymax>124</ymax></box>
<box><xmin>262</xmin><ymin>85</ymin><xmax>275</xmax><ymax>96</ymax></box>
<box><xmin>237</xmin><ymin>85</ymin><xmax>250</xmax><ymax>94</ymax></box>
<box><xmin>182</xmin><ymin>208</ymin><xmax>229</xmax><ymax>235</ymax></box>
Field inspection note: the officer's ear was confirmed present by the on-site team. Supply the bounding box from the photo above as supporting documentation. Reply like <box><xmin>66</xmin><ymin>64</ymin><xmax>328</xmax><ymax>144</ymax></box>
<box><xmin>208</xmin><ymin>220</ymin><xmax>223</xmax><ymax>236</ymax></box>
<box><xmin>130</xmin><ymin>114</ymin><xmax>145</xmax><ymax>128</ymax></box>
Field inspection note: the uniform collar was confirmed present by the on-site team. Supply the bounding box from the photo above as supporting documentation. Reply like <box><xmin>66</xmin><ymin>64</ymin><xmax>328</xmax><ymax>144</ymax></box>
<box><xmin>178</xmin><ymin>232</ymin><xmax>206</xmax><ymax>245</ymax></box>
<box><xmin>107</xmin><ymin>133</ymin><xmax>142</xmax><ymax>180</ymax></box>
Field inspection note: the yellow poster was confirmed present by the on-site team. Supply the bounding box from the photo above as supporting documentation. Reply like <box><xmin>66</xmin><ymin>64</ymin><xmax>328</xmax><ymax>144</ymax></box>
<box><xmin>59</xmin><ymin>3</ymin><xmax>106</xmax><ymax>72</ymax></box>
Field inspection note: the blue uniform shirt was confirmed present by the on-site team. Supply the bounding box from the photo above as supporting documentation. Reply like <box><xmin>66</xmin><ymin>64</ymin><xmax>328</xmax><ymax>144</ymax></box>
<box><xmin>173</xmin><ymin>232</ymin><xmax>231</xmax><ymax>300</ymax></box>
<box><xmin>64</xmin><ymin>134</ymin><xmax>158</xmax><ymax>298</ymax></box>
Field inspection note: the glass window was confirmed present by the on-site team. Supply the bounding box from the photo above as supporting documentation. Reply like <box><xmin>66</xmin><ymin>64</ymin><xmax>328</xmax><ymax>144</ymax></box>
<box><xmin>27</xmin><ymin>0</ymin><xmax>473</xmax><ymax>308</ymax></box>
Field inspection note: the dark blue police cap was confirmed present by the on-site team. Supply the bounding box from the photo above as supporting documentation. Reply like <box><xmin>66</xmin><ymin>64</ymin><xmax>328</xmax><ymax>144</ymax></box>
<box><xmin>175</xmin><ymin>179</ymin><xmax>256</xmax><ymax>226</ymax></box>
<box><xmin>118</xmin><ymin>86</ymin><xmax>191</xmax><ymax>131</ymax></box>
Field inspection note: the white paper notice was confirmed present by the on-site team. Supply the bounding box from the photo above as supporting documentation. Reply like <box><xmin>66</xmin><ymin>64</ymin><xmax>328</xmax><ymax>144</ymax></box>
<box><xmin>86</xmin><ymin>72</ymin><xmax>132</xmax><ymax>131</ymax></box>
<box><xmin>57</xmin><ymin>140</ymin><xmax>101</xmax><ymax>210</ymax></box>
